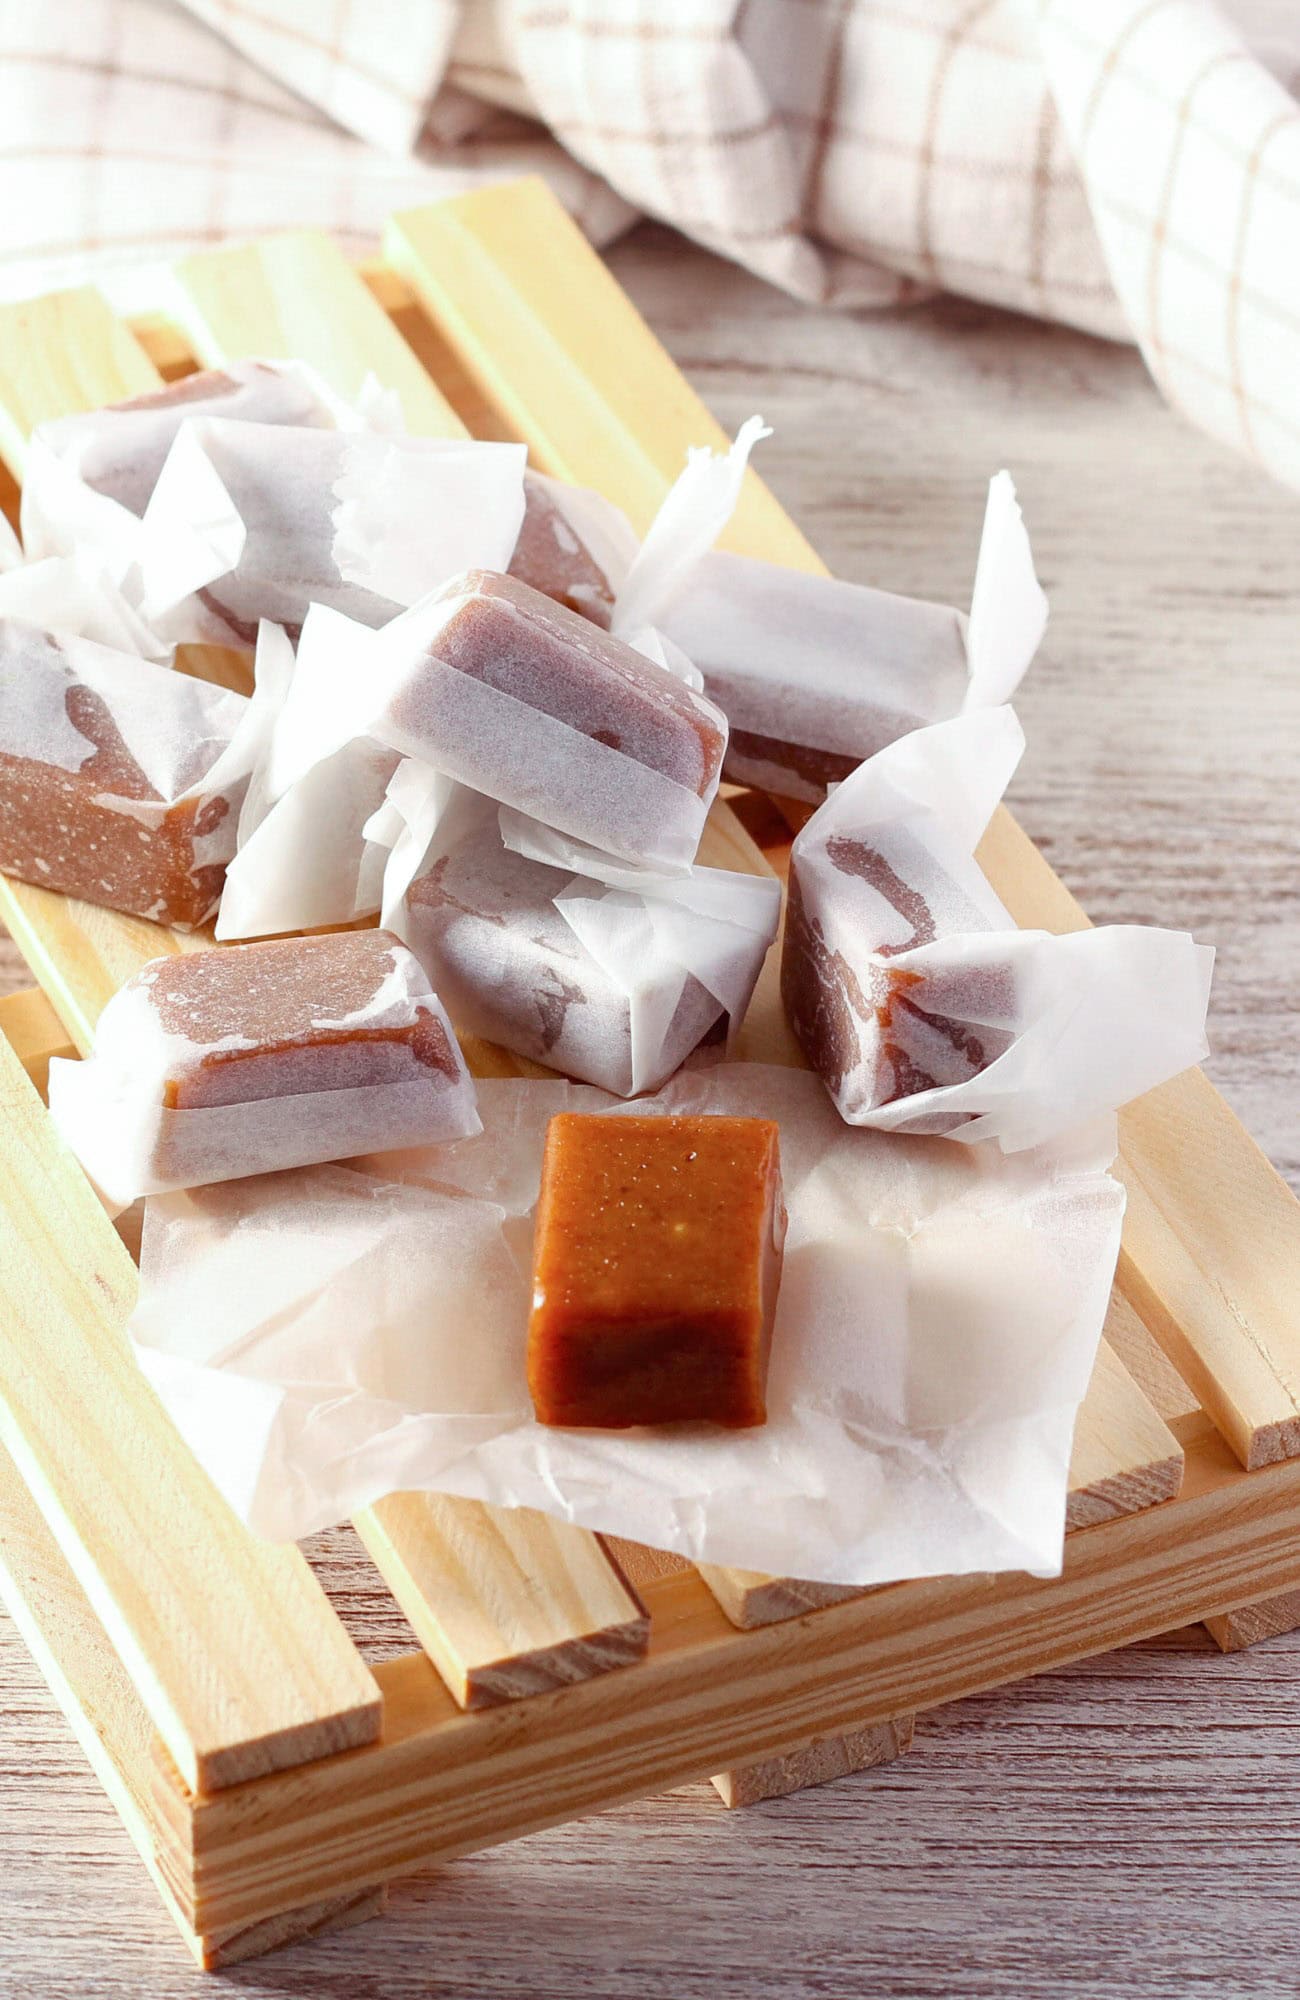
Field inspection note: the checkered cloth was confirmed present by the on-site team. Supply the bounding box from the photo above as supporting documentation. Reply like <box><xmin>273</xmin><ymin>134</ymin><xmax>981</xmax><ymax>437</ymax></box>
<box><xmin>1</xmin><ymin>0</ymin><xmax>1297</xmax><ymax>487</ymax></box>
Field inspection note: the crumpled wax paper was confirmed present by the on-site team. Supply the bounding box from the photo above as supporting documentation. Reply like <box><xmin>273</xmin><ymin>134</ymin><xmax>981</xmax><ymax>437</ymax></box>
<box><xmin>370</xmin><ymin>766</ymin><xmax>780</xmax><ymax>1095</ymax></box>
<box><xmin>0</xmin><ymin>552</ymin><xmax>172</xmax><ymax>657</ymax></box>
<box><xmin>128</xmin><ymin>1062</ymin><xmax>1125</xmax><ymax>1583</ymax></box>
<box><xmin>785</xmin><ymin>705</ymin><xmax>1215</xmax><ymax>1149</ymax></box>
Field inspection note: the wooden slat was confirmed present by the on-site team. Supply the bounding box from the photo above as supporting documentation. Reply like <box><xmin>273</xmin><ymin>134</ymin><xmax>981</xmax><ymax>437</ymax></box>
<box><xmin>388</xmin><ymin>182</ymin><xmax>822</xmax><ymax>566</ymax></box>
<box><xmin>1064</xmin><ymin>1309</ymin><xmax>1185</xmax><ymax>1530</ymax></box>
<box><xmin>1117</xmin><ymin>1079</ymin><xmax>1300</xmax><ymax>1469</ymax></box>
<box><xmin>0</xmin><ymin>1435</ymin><xmax>386</xmax><ymax>1968</ymax></box>
<box><xmin>0</xmin><ymin>1033</ymin><xmax>380</xmax><ymax>1793</ymax></box>
<box><xmin>0</xmin><ymin>287</ymin><xmax>158</xmax><ymax>475</ymax></box>
<box><xmin>978</xmin><ymin>810</ymin><xmax>1300</xmax><ymax>1473</ymax></box>
<box><xmin>0</xmin><ymin>985</ymin><xmax>75</xmax><ymax>1090</ymax></box>
<box><xmin>166</xmin><ymin>231</ymin><xmax>651</xmax><ymax>1712</ymax></box>
<box><xmin>158</xmin><ymin>1423</ymin><xmax>1300</xmax><ymax>1938</ymax></box>
<box><xmin>0</xmin><ymin>877</ymin><xmax>203</xmax><ymax>1055</ymax></box>
<box><xmin>354</xmin><ymin>1500</ymin><xmax>647</xmax><ymax>1708</ymax></box>
<box><xmin>606</xmin><ymin>1537</ymin><xmax>909</xmax><ymax>1795</ymax></box>
<box><xmin>1204</xmin><ymin>1587</ymin><xmax>1300</xmax><ymax>1654</ymax></box>
<box><xmin>169</xmin><ymin>230</ymin><xmax>463</xmax><ymax>437</ymax></box>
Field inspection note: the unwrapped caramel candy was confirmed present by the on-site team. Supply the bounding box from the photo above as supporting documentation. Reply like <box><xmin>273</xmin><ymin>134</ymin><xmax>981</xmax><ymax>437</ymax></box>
<box><xmin>528</xmin><ymin>1112</ymin><xmax>785</xmax><ymax>1429</ymax></box>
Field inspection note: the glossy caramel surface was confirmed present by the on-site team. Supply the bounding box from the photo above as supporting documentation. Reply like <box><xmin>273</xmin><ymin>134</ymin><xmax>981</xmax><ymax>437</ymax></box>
<box><xmin>528</xmin><ymin>1112</ymin><xmax>784</xmax><ymax>1429</ymax></box>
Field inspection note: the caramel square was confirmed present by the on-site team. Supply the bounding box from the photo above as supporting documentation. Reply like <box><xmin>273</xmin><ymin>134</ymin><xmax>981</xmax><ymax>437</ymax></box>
<box><xmin>527</xmin><ymin>1112</ymin><xmax>785</xmax><ymax>1429</ymax></box>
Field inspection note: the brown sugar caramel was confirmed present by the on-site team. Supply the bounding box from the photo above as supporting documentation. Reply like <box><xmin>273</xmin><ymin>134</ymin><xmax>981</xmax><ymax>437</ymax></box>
<box><xmin>527</xmin><ymin>1113</ymin><xmax>785</xmax><ymax>1430</ymax></box>
<box><xmin>147</xmin><ymin>930</ymin><xmax>460</xmax><ymax>1110</ymax></box>
<box><xmin>409</xmin><ymin>570</ymin><xmax>726</xmax><ymax>799</ymax></box>
<box><xmin>0</xmin><ymin>650</ymin><xmax>237</xmax><ymax>929</ymax></box>
<box><xmin>507</xmin><ymin>477</ymin><xmax>617</xmax><ymax>627</ymax></box>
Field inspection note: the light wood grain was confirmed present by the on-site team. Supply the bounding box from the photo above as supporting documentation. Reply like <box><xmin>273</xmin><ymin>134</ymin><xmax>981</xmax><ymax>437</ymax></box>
<box><xmin>605</xmin><ymin>1537</ymin><xmax>889</xmax><ymax>1787</ymax></box>
<box><xmin>170</xmin><ymin>231</ymin><xmax>463</xmax><ymax>436</ymax></box>
<box><xmin>157</xmin><ymin>1423</ymin><xmax>1300</xmax><ymax>1937</ymax></box>
<box><xmin>0</xmin><ymin>876</ymin><xmax>204</xmax><ymax>1054</ymax></box>
<box><xmin>0</xmin><ymin>287</ymin><xmax>158</xmax><ymax>473</ymax></box>
<box><xmin>981</xmin><ymin>792</ymin><xmax>1300</xmax><ymax>1467</ymax></box>
<box><xmin>354</xmin><ymin>1500</ymin><xmax>648</xmax><ymax>1708</ymax></box>
<box><xmin>1063</xmin><ymin>1314</ymin><xmax>1185</xmax><ymax>1530</ymax></box>
<box><xmin>0</xmin><ymin>1435</ymin><xmax>384</xmax><ymax>1968</ymax></box>
<box><xmin>1</xmin><ymin>214</ymin><xmax>1298</xmax><ymax>2000</ymax></box>
<box><xmin>712</xmin><ymin>1717</ymin><xmax>914</xmax><ymax>1809</ymax></box>
<box><xmin>0</xmin><ymin>985</ymin><xmax>74</xmax><ymax>1090</ymax></box>
<box><xmin>388</xmin><ymin>181</ymin><xmax>822</xmax><ymax>567</ymax></box>
<box><xmin>1117</xmin><ymin>1076</ymin><xmax>1300</xmax><ymax>1468</ymax></box>
<box><xmin>1203</xmin><ymin>1588</ymin><xmax>1300</xmax><ymax>1654</ymax></box>
<box><xmin>0</xmin><ymin>1032</ymin><xmax>380</xmax><ymax>1792</ymax></box>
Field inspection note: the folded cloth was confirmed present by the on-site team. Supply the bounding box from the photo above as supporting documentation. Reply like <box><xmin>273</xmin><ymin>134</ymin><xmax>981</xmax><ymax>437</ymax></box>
<box><xmin>0</xmin><ymin>0</ymin><xmax>1297</xmax><ymax>489</ymax></box>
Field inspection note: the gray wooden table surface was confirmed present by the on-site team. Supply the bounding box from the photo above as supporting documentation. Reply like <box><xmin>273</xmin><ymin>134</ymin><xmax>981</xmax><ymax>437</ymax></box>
<box><xmin>1</xmin><ymin>222</ymin><xmax>1298</xmax><ymax>1999</ymax></box>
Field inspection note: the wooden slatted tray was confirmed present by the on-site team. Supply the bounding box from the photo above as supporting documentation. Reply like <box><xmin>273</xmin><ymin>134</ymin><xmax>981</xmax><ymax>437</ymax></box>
<box><xmin>2</xmin><ymin>178</ymin><xmax>1300</xmax><ymax>1970</ymax></box>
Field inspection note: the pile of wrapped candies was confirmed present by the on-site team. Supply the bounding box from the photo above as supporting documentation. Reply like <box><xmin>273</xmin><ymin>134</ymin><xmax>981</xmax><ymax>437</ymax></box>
<box><xmin>0</xmin><ymin>360</ymin><xmax>1211</xmax><ymax>1211</ymax></box>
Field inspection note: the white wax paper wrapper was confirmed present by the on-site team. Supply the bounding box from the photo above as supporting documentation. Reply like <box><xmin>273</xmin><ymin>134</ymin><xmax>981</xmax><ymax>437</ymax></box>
<box><xmin>0</xmin><ymin>552</ymin><xmax>171</xmax><ymax>657</ymax></box>
<box><xmin>0</xmin><ymin>618</ymin><xmax>261</xmax><ymax>801</ymax></box>
<box><xmin>18</xmin><ymin>358</ymin><xmax>403</xmax><ymax>640</ymax></box>
<box><xmin>785</xmin><ymin>707</ymin><xmax>1215</xmax><ymax>1148</ymax></box>
<box><xmin>275</xmin><ymin>574</ymin><xmax>728</xmax><ymax>874</ymax></box>
<box><xmin>48</xmin><ymin>933</ymin><xmax>480</xmax><ymax>1207</ymax></box>
<box><xmin>127</xmin><ymin>1064</ymin><xmax>1125</xmax><ymax>1579</ymax></box>
<box><xmin>216</xmin><ymin>612</ymin><xmax>399</xmax><ymax>938</ymax></box>
<box><xmin>133</xmin><ymin>420</ymin><xmax>527</xmax><ymax>646</ymax></box>
<box><xmin>0</xmin><ymin>616</ymin><xmax>273</xmax><ymax>927</ymax></box>
<box><xmin>612</xmin><ymin>414</ymin><xmax>771</xmax><ymax>636</ymax></box>
<box><xmin>27</xmin><ymin>356</ymin><xmax>400</xmax><ymax>519</ymax></box>
<box><xmin>373</xmin><ymin>767</ymin><xmax>779</xmax><ymax>1096</ymax></box>
<box><xmin>659</xmin><ymin>472</ymin><xmax>1048</xmax><ymax>803</ymax></box>
<box><xmin>332</xmin><ymin>435</ymin><xmax>526</xmax><ymax>606</ymax></box>
<box><xmin>0</xmin><ymin>511</ymin><xmax>21</xmax><ymax>570</ymax></box>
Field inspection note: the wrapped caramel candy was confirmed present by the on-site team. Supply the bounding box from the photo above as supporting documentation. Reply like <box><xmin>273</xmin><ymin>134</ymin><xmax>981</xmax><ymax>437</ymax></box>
<box><xmin>24</xmin><ymin>358</ymin><xmax>367</xmax><ymax>525</ymax></box>
<box><xmin>376</xmin><ymin>773</ymin><xmax>778</xmax><ymax>1096</ymax></box>
<box><xmin>140</xmin><ymin>420</ymin><xmax>529</xmax><ymax>647</ymax></box>
<box><xmin>48</xmin><ymin>929</ymin><xmax>480</xmax><ymax>1205</ymax></box>
<box><xmin>346</xmin><ymin>570</ymin><xmax>728</xmax><ymax>872</ymax></box>
<box><xmin>656</xmin><ymin>474</ymin><xmax>1048</xmax><ymax>803</ymax></box>
<box><xmin>783</xmin><ymin>707</ymin><xmax>1214</xmax><ymax>1149</ymax></box>
<box><xmin>0</xmin><ymin>616</ymin><xmax>265</xmax><ymax>927</ymax></box>
<box><xmin>22</xmin><ymin>358</ymin><xmax>641</xmax><ymax>637</ymax></box>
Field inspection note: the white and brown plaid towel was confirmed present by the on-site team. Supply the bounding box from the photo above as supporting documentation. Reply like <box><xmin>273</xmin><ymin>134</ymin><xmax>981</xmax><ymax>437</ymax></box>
<box><xmin>1</xmin><ymin>0</ymin><xmax>1297</xmax><ymax>488</ymax></box>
